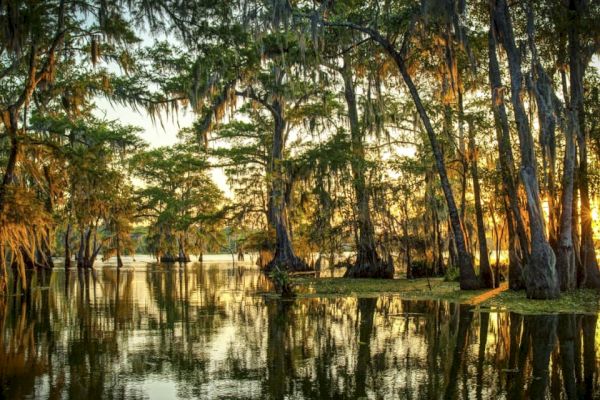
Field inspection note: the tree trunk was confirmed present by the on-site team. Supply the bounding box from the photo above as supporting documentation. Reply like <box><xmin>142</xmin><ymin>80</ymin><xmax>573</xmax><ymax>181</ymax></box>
<box><xmin>504</xmin><ymin>198</ymin><xmax>525</xmax><ymax>290</ymax></box>
<box><xmin>491</xmin><ymin>0</ymin><xmax>559</xmax><ymax>299</ymax></box>
<box><xmin>265</xmin><ymin>100</ymin><xmax>308</xmax><ymax>272</ymax></box>
<box><xmin>340</xmin><ymin>59</ymin><xmax>392</xmax><ymax>278</ymax></box>
<box><xmin>456</xmin><ymin>91</ymin><xmax>468</xmax><ymax>226</ymax></box>
<box><xmin>489</xmin><ymin>30</ymin><xmax>527</xmax><ymax>290</ymax></box>
<box><xmin>393</xmin><ymin>56</ymin><xmax>478</xmax><ymax>289</ymax></box>
<box><xmin>64</xmin><ymin>224</ymin><xmax>71</xmax><ymax>269</ymax></box>
<box><xmin>335</xmin><ymin>15</ymin><xmax>478</xmax><ymax>288</ymax></box>
<box><xmin>77</xmin><ymin>229</ymin><xmax>85</xmax><ymax>269</ymax></box>
<box><xmin>566</xmin><ymin>0</ymin><xmax>600</xmax><ymax>288</ymax></box>
<box><xmin>556</xmin><ymin>77</ymin><xmax>578</xmax><ymax>290</ymax></box>
<box><xmin>38</xmin><ymin>166</ymin><xmax>55</xmax><ymax>269</ymax></box>
<box><xmin>524</xmin><ymin>5</ymin><xmax>575</xmax><ymax>291</ymax></box>
<box><xmin>560</xmin><ymin>68</ymin><xmax>585</xmax><ymax>283</ymax></box>
<box><xmin>434</xmin><ymin>214</ymin><xmax>444</xmax><ymax>276</ymax></box>
<box><xmin>402</xmin><ymin>203</ymin><xmax>412</xmax><ymax>279</ymax></box>
<box><xmin>468</xmin><ymin>122</ymin><xmax>494</xmax><ymax>288</ymax></box>
<box><xmin>446</xmin><ymin>219</ymin><xmax>457</xmax><ymax>274</ymax></box>
<box><xmin>116</xmin><ymin>232</ymin><xmax>123</xmax><ymax>269</ymax></box>
<box><xmin>177</xmin><ymin>234</ymin><xmax>189</xmax><ymax>263</ymax></box>
<box><xmin>38</xmin><ymin>227</ymin><xmax>55</xmax><ymax>269</ymax></box>
<box><xmin>84</xmin><ymin>227</ymin><xmax>92</xmax><ymax>269</ymax></box>
<box><xmin>526</xmin><ymin>6</ymin><xmax>560</xmax><ymax>248</ymax></box>
<box><xmin>0</xmin><ymin>111</ymin><xmax>20</xmax><ymax>215</ymax></box>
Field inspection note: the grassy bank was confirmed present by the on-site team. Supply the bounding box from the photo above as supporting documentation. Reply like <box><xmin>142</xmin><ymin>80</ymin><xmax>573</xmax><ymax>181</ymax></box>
<box><xmin>291</xmin><ymin>276</ymin><xmax>600</xmax><ymax>314</ymax></box>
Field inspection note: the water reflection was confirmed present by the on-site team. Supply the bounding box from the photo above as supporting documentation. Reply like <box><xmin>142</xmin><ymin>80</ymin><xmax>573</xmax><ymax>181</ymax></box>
<box><xmin>0</xmin><ymin>262</ymin><xmax>599</xmax><ymax>399</ymax></box>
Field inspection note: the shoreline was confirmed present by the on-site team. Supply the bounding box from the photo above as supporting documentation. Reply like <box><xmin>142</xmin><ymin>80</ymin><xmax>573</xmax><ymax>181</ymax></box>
<box><xmin>290</xmin><ymin>277</ymin><xmax>600</xmax><ymax>315</ymax></box>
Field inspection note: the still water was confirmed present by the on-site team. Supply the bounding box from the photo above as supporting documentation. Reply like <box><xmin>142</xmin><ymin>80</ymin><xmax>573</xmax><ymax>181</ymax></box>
<box><xmin>0</xmin><ymin>256</ymin><xmax>598</xmax><ymax>399</ymax></box>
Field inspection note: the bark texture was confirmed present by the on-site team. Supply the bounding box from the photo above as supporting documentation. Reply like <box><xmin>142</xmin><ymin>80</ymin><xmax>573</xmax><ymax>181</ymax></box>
<box><xmin>341</xmin><ymin>59</ymin><xmax>393</xmax><ymax>279</ymax></box>
<box><xmin>488</xmin><ymin>27</ymin><xmax>527</xmax><ymax>290</ymax></box>
<box><xmin>265</xmin><ymin>99</ymin><xmax>308</xmax><ymax>272</ymax></box>
<box><xmin>566</xmin><ymin>0</ymin><xmax>600</xmax><ymax>288</ymax></box>
<box><xmin>491</xmin><ymin>0</ymin><xmax>559</xmax><ymax>298</ymax></box>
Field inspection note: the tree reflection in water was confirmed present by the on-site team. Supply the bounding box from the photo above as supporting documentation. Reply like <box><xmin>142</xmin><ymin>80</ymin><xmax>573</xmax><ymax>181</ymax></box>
<box><xmin>0</xmin><ymin>263</ymin><xmax>599</xmax><ymax>399</ymax></box>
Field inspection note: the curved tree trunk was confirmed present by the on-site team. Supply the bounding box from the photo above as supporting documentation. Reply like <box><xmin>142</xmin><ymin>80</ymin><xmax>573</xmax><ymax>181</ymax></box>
<box><xmin>491</xmin><ymin>0</ymin><xmax>559</xmax><ymax>299</ymax></box>
<box><xmin>321</xmin><ymin>13</ymin><xmax>478</xmax><ymax>288</ymax></box>
<box><xmin>340</xmin><ymin>59</ymin><xmax>392</xmax><ymax>278</ymax></box>
<box><xmin>394</xmin><ymin>58</ymin><xmax>478</xmax><ymax>289</ymax></box>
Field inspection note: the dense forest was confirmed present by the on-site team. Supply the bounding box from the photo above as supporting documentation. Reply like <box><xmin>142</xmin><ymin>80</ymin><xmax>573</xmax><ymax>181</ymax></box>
<box><xmin>1</xmin><ymin>0</ymin><xmax>600</xmax><ymax>300</ymax></box>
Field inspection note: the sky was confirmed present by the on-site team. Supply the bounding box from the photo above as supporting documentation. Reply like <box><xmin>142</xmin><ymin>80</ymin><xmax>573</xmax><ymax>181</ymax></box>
<box><xmin>89</xmin><ymin>24</ymin><xmax>240</xmax><ymax>195</ymax></box>
<box><xmin>94</xmin><ymin>98</ymin><xmax>232</xmax><ymax>195</ymax></box>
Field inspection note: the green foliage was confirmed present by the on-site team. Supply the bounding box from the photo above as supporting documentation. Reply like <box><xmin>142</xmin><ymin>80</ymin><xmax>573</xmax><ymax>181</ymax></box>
<box><xmin>444</xmin><ymin>266</ymin><xmax>461</xmax><ymax>283</ymax></box>
<box><xmin>132</xmin><ymin>143</ymin><xmax>225</xmax><ymax>260</ymax></box>
<box><xmin>270</xmin><ymin>266</ymin><xmax>295</xmax><ymax>298</ymax></box>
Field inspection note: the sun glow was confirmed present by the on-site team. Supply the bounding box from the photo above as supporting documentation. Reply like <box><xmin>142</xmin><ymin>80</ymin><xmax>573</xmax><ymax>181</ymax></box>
<box><xmin>592</xmin><ymin>201</ymin><xmax>600</xmax><ymax>240</ymax></box>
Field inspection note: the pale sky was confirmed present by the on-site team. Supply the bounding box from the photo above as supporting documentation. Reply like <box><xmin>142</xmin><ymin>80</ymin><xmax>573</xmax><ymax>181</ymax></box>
<box><xmin>90</xmin><ymin>26</ymin><xmax>242</xmax><ymax>195</ymax></box>
<box><xmin>94</xmin><ymin>97</ymin><xmax>231</xmax><ymax>195</ymax></box>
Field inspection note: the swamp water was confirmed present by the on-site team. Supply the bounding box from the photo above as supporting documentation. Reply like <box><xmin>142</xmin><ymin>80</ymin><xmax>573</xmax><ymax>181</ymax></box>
<box><xmin>0</xmin><ymin>256</ymin><xmax>598</xmax><ymax>399</ymax></box>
